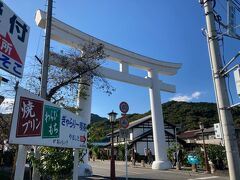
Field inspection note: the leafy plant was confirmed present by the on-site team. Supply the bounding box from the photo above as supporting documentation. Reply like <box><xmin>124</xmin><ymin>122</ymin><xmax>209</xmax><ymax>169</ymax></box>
<box><xmin>207</xmin><ymin>144</ymin><xmax>226</xmax><ymax>170</ymax></box>
<box><xmin>29</xmin><ymin>147</ymin><xmax>73</xmax><ymax>179</ymax></box>
<box><xmin>167</xmin><ymin>142</ymin><xmax>187</xmax><ymax>166</ymax></box>
<box><xmin>117</xmin><ymin>144</ymin><xmax>125</xmax><ymax>161</ymax></box>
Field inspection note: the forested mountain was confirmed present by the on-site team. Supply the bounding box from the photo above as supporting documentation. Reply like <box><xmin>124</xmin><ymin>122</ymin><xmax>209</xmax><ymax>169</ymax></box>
<box><xmin>163</xmin><ymin>101</ymin><xmax>219</xmax><ymax>130</ymax></box>
<box><xmin>88</xmin><ymin>101</ymin><xmax>240</xmax><ymax>141</ymax></box>
<box><xmin>91</xmin><ymin>113</ymin><xmax>108</xmax><ymax>124</ymax></box>
<box><xmin>162</xmin><ymin>101</ymin><xmax>240</xmax><ymax>130</ymax></box>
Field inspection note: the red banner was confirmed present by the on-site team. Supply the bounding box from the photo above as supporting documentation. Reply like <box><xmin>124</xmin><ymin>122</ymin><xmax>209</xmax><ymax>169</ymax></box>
<box><xmin>16</xmin><ymin>97</ymin><xmax>44</xmax><ymax>137</ymax></box>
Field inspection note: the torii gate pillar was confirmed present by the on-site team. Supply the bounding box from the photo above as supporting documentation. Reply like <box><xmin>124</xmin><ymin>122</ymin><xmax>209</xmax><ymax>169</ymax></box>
<box><xmin>148</xmin><ymin>69</ymin><xmax>171</xmax><ymax>169</ymax></box>
<box><xmin>76</xmin><ymin>79</ymin><xmax>93</xmax><ymax>176</ymax></box>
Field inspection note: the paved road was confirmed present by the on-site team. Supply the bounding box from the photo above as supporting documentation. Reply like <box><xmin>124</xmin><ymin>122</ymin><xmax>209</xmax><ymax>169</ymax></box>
<box><xmin>79</xmin><ymin>160</ymin><xmax>229</xmax><ymax>180</ymax></box>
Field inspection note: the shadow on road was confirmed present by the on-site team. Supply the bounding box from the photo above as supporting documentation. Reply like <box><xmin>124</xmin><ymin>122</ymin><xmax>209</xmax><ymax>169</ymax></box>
<box><xmin>79</xmin><ymin>175</ymin><xmax>166</xmax><ymax>180</ymax></box>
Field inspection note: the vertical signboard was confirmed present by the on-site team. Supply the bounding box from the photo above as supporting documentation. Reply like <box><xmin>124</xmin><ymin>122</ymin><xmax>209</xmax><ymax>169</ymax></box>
<box><xmin>9</xmin><ymin>87</ymin><xmax>87</xmax><ymax>148</ymax></box>
<box><xmin>0</xmin><ymin>0</ymin><xmax>30</xmax><ymax>78</ymax></box>
<box><xmin>42</xmin><ymin>105</ymin><xmax>61</xmax><ymax>138</ymax></box>
<box><xmin>214</xmin><ymin>123</ymin><xmax>223</xmax><ymax>139</ymax></box>
<box><xmin>16</xmin><ymin>97</ymin><xmax>43</xmax><ymax>137</ymax></box>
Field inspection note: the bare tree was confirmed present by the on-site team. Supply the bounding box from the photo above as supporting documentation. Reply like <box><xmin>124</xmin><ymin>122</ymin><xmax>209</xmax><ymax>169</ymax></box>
<box><xmin>26</xmin><ymin>42</ymin><xmax>114</xmax><ymax>106</ymax></box>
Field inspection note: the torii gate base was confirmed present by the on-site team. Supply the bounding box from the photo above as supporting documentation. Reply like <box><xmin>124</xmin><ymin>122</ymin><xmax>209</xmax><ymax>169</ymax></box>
<box><xmin>35</xmin><ymin>9</ymin><xmax>181</xmax><ymax>177</ymax></box>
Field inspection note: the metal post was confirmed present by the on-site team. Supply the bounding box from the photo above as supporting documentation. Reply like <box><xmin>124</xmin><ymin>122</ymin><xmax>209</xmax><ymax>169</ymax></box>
<box><xmin>175</xmin><ymin>128</ymin><xmax>178</xmax><ymax>162</ymax></box>
<box><xmin>201</xmin><ymin>0</ymin><xmax>240</xmax><ymax>179</ymax></box>
<box><xmin>201</xmin><ymin>129</ymin><xmax>210</xmax><ymax>173</ymax></box>
<box><xmin>33</xmin><ymin>0</ymin><xmax>53</xmax><ymax>179</ymax></box>
<box><xmin>125</xmin><ymin>138</ymin><xmax>128</xmax><ymax>180</ymax></box>
<box><xmin>14</xmin><ymin>145</ymin><xmax>27</xmax><ymax>180</ymax></box>
<box><xmin>73</xmin><ymin>149</ymin><xmax>79</xmax><ymax>180</ymax></box>
<box><xmin>111</xmin><ymin>122</ymin><xmax>115</xmax><ymax>180</ymax></box>
<box><xmin>175</xmin><ymin>127</ymin><xmax>179</xmax><ymax>169</ymax></box>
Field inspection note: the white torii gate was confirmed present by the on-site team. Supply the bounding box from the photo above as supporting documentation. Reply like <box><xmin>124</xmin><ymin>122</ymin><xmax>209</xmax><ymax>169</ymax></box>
<box><xmin>35</xmin><ymin>9</ymin><xmax>182</xmax><ymax>174</ymax></box>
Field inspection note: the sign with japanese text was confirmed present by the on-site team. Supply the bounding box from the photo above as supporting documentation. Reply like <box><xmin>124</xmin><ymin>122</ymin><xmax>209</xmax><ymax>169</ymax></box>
<box><xmin>9</xmin><ymin>87</ymin><xmax>87</xmax><ymax>148</ymax></box>
<box><xmin>42</xmin><ymin>105</ymin><xmax>60</xmax><ymax>138</ymax></box>
<box><xmin>0</xmin><ymin>1</ymin><xmax>30</xmax><ymax>78</ymax></box>
<box><xmin>16</xmin><ymin>97</ymin><xmax>43</xmax><ymax>137</ymax></box>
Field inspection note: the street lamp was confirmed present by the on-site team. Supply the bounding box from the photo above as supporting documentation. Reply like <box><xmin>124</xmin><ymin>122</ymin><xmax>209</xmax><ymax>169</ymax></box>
<box><xmin>175</xmin><ymin>126</ymin><xmax>179</xmax><ymax>170</ymax></box>
<box><xmin>109</xmin><ymin>110</ymin><xmax>117</xmax><ymax>180</ymax></box>
<box><xmin>199</xmin><ymin>122</ymin><xmax>210</xmax><ymax>173</ymax></box>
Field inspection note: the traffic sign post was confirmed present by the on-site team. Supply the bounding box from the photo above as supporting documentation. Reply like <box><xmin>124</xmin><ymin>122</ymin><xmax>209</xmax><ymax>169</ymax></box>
<box><xmin>119</xmin><ymin>101</ymin><xmax>129</xmax><ymax>180</ymax></box>
<box><xmin>119</xmin><ymin>117</ymin><xmax>129</xmax><ymax>129</ymax></box>
<box><xmin>119</xmin><ymin>101</ymin><xmax>129</xmax><ymax>114</ymax></box>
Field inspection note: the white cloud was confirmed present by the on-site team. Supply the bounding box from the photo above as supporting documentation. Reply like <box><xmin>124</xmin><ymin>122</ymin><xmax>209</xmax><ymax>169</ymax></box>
<box><xmin>0</xmin><ymin>98</ymin><xmax>14</xmax><ymax>114</ymax></box>
<box><xmin>170</xmin><ymin>91</ymin><xmax>202</xmax><ymax>102</ymax></box>
<box><xmin>192</xmin><ymin>91</ymin><xmax>201</xmax><ymax>99</ymax></box>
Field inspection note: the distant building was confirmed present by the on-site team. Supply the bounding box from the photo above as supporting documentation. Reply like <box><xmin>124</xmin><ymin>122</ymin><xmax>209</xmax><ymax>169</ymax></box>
<box><xmin>178</xmin><ymin>126</ymin><xmax>240</xmax><ymax>154</ymax></box>
<box><xmin>98</xmin><ymin>117</ymin><xmax>240</xmax><ymax>160</ymax></box>
<box><xmin>108</xmin><ymin>115</ymin><xmax>186</xmax><ymax>156</ymax></box>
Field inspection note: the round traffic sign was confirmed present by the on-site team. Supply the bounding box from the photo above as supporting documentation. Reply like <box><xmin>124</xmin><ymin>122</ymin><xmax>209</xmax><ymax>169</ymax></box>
<box><xmin>119</xmin><ymin>118</ymin><xmax>129</xmax><ymax>129</ymax></box>
<box><xmin>119</xmin><ymin>101</ymin><xmax>129</xmax><ymax>113</ymax></box>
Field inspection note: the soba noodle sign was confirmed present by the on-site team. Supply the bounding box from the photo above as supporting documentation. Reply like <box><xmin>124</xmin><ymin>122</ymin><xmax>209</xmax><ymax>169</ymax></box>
<box><xmin>35</xmin><ymin>9</ymin><xmax>182</xmax><ymax>170</ymax></box>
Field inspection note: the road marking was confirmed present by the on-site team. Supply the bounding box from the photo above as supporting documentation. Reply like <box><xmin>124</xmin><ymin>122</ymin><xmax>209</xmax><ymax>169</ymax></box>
<box><xmin>188</xmin><ymin>176</ymin><xmax>220</xmax><ymax>180</ymax></box>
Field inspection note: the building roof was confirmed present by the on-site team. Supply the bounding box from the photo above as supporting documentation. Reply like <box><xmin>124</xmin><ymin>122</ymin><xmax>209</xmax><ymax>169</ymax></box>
<box><xmin>110</xmin><ymin>114</ymin><xmax>176</xmax><ymax>135</ymax></box>
<box><xmin>178</xmin><ymin>129</ymin><xmax>200</xmax><ymax>139</ymax></box>
<box><xmin>178</xmin><ymin>127</ymin><xmax>215</xmax><ymax>139</ymax></box>
<box><xmin>127</xmin><ymin>115</ymin><xmax>152</xmax><ymax>129</ymax></box>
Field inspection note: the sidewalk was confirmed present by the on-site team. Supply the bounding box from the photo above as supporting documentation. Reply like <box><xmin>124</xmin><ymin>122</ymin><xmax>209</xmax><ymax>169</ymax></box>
<box><xmin>124</xmin><ymin>160</ymin><xmax>229</xmax><ymax>177</ymax></box>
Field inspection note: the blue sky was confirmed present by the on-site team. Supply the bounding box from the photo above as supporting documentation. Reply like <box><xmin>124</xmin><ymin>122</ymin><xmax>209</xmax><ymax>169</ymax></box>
<box><xmin>1</xmin><ymin>0</ymin><xmax>240</xmax><ymax>118</ymax></box>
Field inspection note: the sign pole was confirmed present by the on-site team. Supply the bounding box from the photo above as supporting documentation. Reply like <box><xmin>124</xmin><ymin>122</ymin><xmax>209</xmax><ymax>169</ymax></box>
<box><xmin>125</xmin><ymin>138</ymin><xmax>128</xmax><ymax>180</ymax></box>
<box><xmin>14</xmin><ymin>145</ymin><xmax>27</xmax><ymax>180</ymax></box>
<box><xmin>33</xmin><ymin>0</ymin><xmax>53</xmax><ymax>179</ymax></box>
<box><xmin>73</xmin><ymin>149</ymin><xmax>79</xmax><ymax>180</ymax></box>
<box><xmin>14</xmin><ymin>85</ymin><xmax>27</xmax><ymax>180</ymax></box>
<box><xmin>119</xmin><ymin>101</ymin><xmax>129</xmax><ymax>180</ymax></box>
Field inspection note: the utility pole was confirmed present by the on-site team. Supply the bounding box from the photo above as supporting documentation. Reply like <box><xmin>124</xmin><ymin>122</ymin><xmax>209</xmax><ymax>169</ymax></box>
<box><xmin>40</xmin><ymin>0</ymin><xmax>52</xmax><ymax>99</ymax></box>
<box><xmin>201</xmin><ymin>0</ymin><xmax>240</xmax><ymax>179</ymax></box>
<box><xmin>32</xmin><ymin>0</ymin><xmax>53</xmax><ymax>179</ymax></box>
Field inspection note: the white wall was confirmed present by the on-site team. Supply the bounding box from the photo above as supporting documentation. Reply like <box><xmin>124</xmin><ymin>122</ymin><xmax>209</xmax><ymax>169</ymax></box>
<box><xmin>133</xmin><ymin>127</ymin><xmax>151</xmax><ymax>139</ymax></box>
<box><xmin>136</xmin><ymin>141</ymin><xmax>155</xmax><ymax>155</ymax></box>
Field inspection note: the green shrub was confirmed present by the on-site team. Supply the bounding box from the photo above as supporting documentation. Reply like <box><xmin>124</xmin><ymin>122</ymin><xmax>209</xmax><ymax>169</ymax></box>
<box><xmin>29</xmin><ymin>147</ymin><xmax>73</xmax><ymax>179</ymax></box>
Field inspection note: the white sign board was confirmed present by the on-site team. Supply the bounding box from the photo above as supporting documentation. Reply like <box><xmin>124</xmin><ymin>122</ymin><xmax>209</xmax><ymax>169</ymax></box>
<box><xmin>119</xmin><ymin>129</ymin><xmax>129</xmax><ymax>139</ymax></box>
<box><xmin>9</xmin><ymin>87</ymin><xmax>87</xmax><ymax>148</ymax></box>
<box><xmin>234</xmin><ymin>68</ymin><xmax>240</xmax><ymax>96</ymax></box>
<box><xmin>0</xmin><ymin>1</ymin><xmax>30</xmax><ymax>78</ymax></box>
<box><xmin>214</xmin><ymin>123</ymin><xmax>223</xmax><ymax>139</ymax></box>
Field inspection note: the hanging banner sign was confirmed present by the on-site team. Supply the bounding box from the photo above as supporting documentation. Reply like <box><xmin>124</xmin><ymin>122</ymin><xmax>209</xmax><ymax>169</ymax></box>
<box><xmin>0</xmin><ymin>1</ymin><xmax>30</xmax><ymax>78</ymax></box>
<box><xmin>9</xmin><ymin>87</ymin><xmax>87</xmax><ymax>148</ymax></box>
